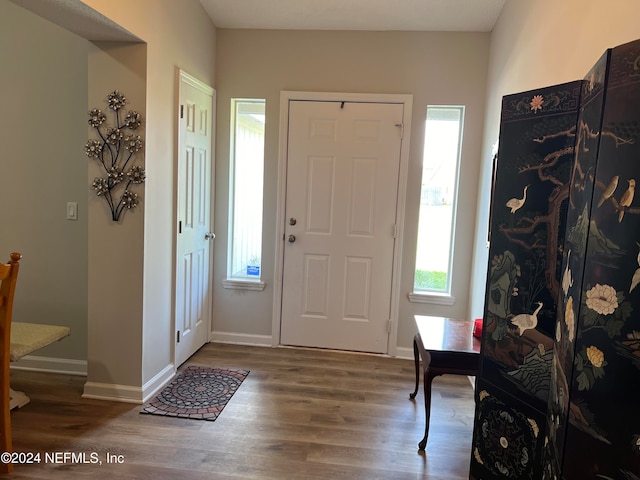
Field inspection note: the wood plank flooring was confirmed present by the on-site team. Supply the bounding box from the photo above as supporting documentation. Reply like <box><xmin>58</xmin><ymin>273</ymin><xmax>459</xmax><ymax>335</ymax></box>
<box><xmin>5</xmin><ymin>343</ymin><xmax>475</xmax><ymax>479</ymax></box>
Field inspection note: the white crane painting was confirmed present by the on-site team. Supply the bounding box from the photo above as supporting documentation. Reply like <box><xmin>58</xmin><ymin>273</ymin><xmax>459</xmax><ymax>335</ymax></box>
<box><xmin>506</xmin><ymin>185</ymin><xmax>529</xmax><ymax>214</ymax></box>
<box><xmin>510</xmin><ymin>302</ymin><xmax>543</xmax><ymax>336</ymax></box>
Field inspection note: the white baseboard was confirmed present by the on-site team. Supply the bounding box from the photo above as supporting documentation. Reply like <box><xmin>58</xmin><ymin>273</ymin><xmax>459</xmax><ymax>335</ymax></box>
<box><xmin>82</xmin><ymin>382</ymin><xmax>145</xmax><ymax>404</ymax></box>
<box><xmin>82</xmin><ymin>363</ymin><xmax>175</xmax><ymax>404</ymax></box>
<box><xmin>210</xmin><ymin>331</ymin><xmax>414</xmax><ymax>359</ymax></box>
<box><xmin>394</xmin><ymin>346</ymin><xmax>414</xmax><ymax>360</ymax></box>
<box><xmin>209</xmin><ymin>331</ymin><xmax>273</xmax><ymax>346</ymax></box>
<box><xmin>10</xmin><ymin>355</ymin><xmax>87</xmax><ymax>376</ymax></box>
<box><xmin>141</xmin><ymin>364</ymin><xmax>176</xmax><ymax>403</ymax></box>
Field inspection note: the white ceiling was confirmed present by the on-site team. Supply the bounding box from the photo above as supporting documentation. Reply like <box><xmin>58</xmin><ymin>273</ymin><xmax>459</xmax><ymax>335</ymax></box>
<box><xmin>199</xmin><ymin>0</ymin><xmax>506</xmax><ymax>32</ymax></box>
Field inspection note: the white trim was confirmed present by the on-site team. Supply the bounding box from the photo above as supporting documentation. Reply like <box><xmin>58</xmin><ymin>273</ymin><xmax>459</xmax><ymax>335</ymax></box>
<box><xmin>227</xmin><ymin>98</ymin><xmax>266</xmax><ymax>282</ymax></box>
<box><xmin>273</xmin><ymin>91</ymin><xmax>413</xmax><ymax>354</ymax></box>
<box><xmin>82</xmin><ymin>363</ymin><xmax>175</xmax><ymax>404</ymax></box>
<box><xmin>10</xmin><ymin>355</ymin><xmax>87</xmax><ymax>376</ymax></box>
<box><xmin>222</xmin><ymin>278</ymin><xmax>266</xmax><ymax>291</ymax></box>
<box><xmin>82</xmin><ymin>382</ymin><xmax>145</xmax><ymax>404</ymax></box>
<box><xmin>141</xmin><ymin>363</ymin><xmax>176</xmax><ymax>403</ymax></box>
<box><xmin>408</xmin><ymin>292</ymin><xmax>456</xmax><ymax>306</ymax></box>
<box><xmin>209</xmin><ymin>331</ymin><xmax>273</xmax><ymax>347</ymax></box>
<box><xmin>179</xmin><ymin>69</ymin><xmax>214</xmax><ymax>95</ymax></box>
<box><xmin>394</xmin><ymin>346</ymin><xmax>414</xmax><ymax>360</ymax></box>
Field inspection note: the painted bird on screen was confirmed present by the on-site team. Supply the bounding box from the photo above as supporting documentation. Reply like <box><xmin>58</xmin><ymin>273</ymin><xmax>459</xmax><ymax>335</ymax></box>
<box><xmin>618</xmin><ymin>179</ymin><xmax>635</xmax><ymax>222</ymax></box>
<box><xmin>511</xmin><ymin>302</ymin><xmax>543</xmax><ymax>336</ymax></box>
<box><xmin>597</xmin><ymin>175</ymin><xmax>619</xmax><ymax>207</ymax></box>
<box><xmin>506</xmin><ymin>185</ymin><xmax>529</xmax><ymax>214</ymax></box>
<box><xmin>631</xmin><ymin>242</ymin><xmax>640</xmax><ymax>293</ymax></box>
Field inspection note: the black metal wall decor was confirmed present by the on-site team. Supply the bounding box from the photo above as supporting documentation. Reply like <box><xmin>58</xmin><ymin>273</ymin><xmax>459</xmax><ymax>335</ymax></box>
<box><xmin>86</xmin><ymin>90</ymin><xmax>145</xmax><ymax>222</ymax></box>
<box><xmin>471</xmin><ymin>38</ymin><xmax>640</xmax><ymax>479</ymax></box>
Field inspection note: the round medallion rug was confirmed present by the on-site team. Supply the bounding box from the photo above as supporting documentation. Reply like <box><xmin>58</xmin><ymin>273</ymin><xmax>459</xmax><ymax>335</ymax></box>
<box><xmin>141</xmin><ymin>365</ymin><xmax>249</xmax><ymax>421</ymax></box>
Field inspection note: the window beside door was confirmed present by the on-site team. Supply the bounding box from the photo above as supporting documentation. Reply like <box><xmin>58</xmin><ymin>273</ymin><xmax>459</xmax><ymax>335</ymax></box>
<box><xmin>224</xmin><ymin>98</ymin><xmax>266</xmax><ymax>290</ymax></box>
<box><xmin>410</xmin><ymin>105</ymin><xmax>464</xmax><ymax>305</ymax></box>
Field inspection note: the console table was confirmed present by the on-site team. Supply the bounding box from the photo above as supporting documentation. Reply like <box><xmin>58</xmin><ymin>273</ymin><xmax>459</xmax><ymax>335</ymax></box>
<box><xmin>409</xmin><ymin>315</ymin><xmax>480</xmax><ymax>450</ymax></box>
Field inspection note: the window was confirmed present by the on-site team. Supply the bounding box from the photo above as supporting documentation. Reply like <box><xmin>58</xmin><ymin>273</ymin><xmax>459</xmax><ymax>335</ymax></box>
<box><xmin>412</xmin><ymin>106</ymin><xmax>464</xmax><ymax>303</ymax></box>
<box><xmin>226</xmin><ymin>99</ymin><xmax>265</xmax><ymax>288</ymax></box>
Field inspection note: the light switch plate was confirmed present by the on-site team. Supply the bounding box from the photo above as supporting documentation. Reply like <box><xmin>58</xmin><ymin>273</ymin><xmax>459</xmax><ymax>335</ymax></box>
<box><xmin>66</xmin><ymin>202</ymin><xmax>78</xmax><ymax>221</ymax></box>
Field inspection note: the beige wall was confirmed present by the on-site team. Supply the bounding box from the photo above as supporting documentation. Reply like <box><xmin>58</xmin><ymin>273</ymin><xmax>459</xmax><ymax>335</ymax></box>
<box><xmin>3</xmin><ymin>0</ymin><xmax>216</xmax><ymax>396</ymax></box>
<box><xmin>81</xmin><ymin>0</ymin><xmax>216</xmax><ymax>388</ymax></box>
<box><xmin>86</xmin><ymin>41</ymin><xmax>146</xmax><ymax>388</ymax></box>
<box><xmin>214</xmin><ymin>29</ymin><xmax>490</xmax><ymax>350</ymax></box>
<box><xmin>0</xmin><ymin>0</ymin><xmax>88</xmax><ymax>364</ymax></box>
<box><xmin>470</xmin><ymin>0</ymin><xmax>640</xmax><ymax>318</ymax></box>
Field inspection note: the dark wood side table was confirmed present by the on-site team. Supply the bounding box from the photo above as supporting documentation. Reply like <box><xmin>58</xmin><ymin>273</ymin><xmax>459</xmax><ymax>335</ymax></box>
<box><xmin>409</xmin><ymin>315</ymin><xmax>481</xmax><ymax>450</ymax></box>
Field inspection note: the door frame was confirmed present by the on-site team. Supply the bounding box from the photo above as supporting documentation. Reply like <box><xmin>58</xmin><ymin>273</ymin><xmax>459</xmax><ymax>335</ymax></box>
<box><xmin>174</xmin><ymin>68</ymin><xmax>216</xmax><ymax>367</ymax></box>
<box><xmin>272</xmin><ymin>91</ymin><xmax>413</xmax><ymax>356</ymax></box>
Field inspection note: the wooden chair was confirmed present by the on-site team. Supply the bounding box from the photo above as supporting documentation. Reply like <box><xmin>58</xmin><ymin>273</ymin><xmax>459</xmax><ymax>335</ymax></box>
<box><xmin>0</xmin><ymin>252</ymin><xmax>22</xmax><ymax>474</ymax></box>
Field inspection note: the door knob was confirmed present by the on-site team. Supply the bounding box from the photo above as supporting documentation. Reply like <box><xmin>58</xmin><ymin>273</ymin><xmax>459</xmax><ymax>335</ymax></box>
<box><xmin>205</xmin><ymin>232</ymin><xmax>216</xmax><ymax>240</ymax></box>
<box><xmin>289</xmin><ymin>217</ymin><xmax>297</xmax><ymax>225</ymax></box>
<box><xmin>288</xmin><ymin>235</ymin><xmax>296</xmax><ymax>243</ymax></box>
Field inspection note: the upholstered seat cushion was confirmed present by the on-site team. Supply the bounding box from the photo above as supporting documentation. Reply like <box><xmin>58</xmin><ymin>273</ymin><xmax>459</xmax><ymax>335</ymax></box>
<box><xmin>10</xmin><ymin>323</ymin><xmax>70</xmax><ymax>362</ymax></box>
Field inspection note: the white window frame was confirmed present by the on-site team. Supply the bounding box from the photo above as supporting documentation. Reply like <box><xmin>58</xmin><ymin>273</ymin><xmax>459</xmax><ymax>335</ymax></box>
<box><xmin>223</xmin><ymin>98</ymin><xmax>266</xmax><ymax>291</ymax></box>
<box><xmin>409</xmin><ymin>105</ymin><xmax>465</xmax><ymax>306</ymax></box>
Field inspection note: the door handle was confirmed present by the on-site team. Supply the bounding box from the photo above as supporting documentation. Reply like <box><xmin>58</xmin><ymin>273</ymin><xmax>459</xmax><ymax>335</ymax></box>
<box><xmin>288</xmin><ymin>235</ymin><xmax>296</xmax><ymax>243</ymax></box>
<box><xmin>205</xmin><ymin>232</ymin><xmax>216</xmax><ymax>240</ymax></box>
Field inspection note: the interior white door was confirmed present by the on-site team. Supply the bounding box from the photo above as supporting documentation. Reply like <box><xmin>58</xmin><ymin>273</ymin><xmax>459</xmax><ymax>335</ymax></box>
<box><xmin>280</xmin><ymin>100</ymin><xmax>403</xmax><ymax>353</ymax></box>
<box><xmin>175</xmin><ymin>71</ymin><xmax>215</xmax><ymax>366</ymax></box>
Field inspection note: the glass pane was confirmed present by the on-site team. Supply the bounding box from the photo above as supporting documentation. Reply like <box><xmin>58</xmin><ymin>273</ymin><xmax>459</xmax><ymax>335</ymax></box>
<box><xmin>230</xmin><ymin>99</ymin><xmax>265</xmax><ymax>279</ymax></box>
<box><xmin>414</xmin><ymin>106</ymin><xmax>464</xmax><ymax>293</ymax></box>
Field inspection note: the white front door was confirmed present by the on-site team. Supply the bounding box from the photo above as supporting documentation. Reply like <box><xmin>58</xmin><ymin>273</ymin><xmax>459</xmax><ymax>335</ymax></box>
<box><xmin>175</xmin><ymin>71</ymin><xmax>215</xmax><ymax>366</ymax></box>
<box><xmin>280</xmin><ymin>100</ymin><xmax>403</xmax><ymax>353</ymax></box>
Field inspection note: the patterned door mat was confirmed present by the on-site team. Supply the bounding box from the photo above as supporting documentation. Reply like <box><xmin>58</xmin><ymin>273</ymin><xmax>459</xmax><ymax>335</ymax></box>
<box><xmin>140</xmin><ymin>366</ymin><xmax>249</xmax><ymax>421</ymax></box>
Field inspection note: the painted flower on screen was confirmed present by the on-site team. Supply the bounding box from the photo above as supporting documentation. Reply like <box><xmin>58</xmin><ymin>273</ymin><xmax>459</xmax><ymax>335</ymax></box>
<box><xmin>586</xmin><ymin>345</ymin><xmax>605</xmax><ymax>368</ymax></box>
<box><xmin>565</xmin><ymin>296</ymin><xmax>576</xmax><ymax>342</ymax></box>
<box><xmin>530</xmin><ymin>95</ymin><xmax>544</xmax><ymax>112</ymax></box>
<box><xmin>585</xmin><ymin>283</ymin><xmax>618</xmax><ymax>315</ymax></box>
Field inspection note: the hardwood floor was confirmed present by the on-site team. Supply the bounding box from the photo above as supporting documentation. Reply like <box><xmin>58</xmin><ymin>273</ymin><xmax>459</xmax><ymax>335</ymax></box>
<box><xmin>5</xmin><ymin>343</ymin><xmax>475</xmax><ymax>479</ymax></box>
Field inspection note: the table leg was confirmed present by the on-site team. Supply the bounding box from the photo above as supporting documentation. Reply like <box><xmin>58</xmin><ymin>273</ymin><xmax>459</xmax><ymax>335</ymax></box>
<box><xmin>418</xmin><ymin>371</ymin><xmax>439</xmax><ymax>451</ymax></box>
<box><xmin>409</xmin><ymin>334</ymin><xmax>420</xmax><ymax>399</ymax></box>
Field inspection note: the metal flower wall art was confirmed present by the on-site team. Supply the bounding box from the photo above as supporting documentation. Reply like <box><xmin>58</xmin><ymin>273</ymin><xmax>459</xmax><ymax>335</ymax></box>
<box><xmin>85</xmin><ymin>90</ymin><xmax>145</xmax><ymax>221</ymax></box>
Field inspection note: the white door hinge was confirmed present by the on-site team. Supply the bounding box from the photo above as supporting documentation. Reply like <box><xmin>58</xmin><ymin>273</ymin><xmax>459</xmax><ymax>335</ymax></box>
<box><xmin>387</xmin><ymin>319</ymin><xmax>392</xmax><ymax>333</ymax></box>
<box><xmin>393</xmin><ymin>224</ymin><xmax>398</xmax><ymax>238</ymax></box>
<box><xmin>395</xmin><ymin>123</ymin><xmax>404</xmax><ymax>138</ymax></box>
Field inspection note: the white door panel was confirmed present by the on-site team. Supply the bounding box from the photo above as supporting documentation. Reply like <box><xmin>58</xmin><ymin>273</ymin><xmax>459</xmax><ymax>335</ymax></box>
<box><xmin>176</xmin><ymin>71</ymin><xmax>214</xmax><ymax>367</ymax></box>
<box><xmin>281</xmin><ymin>100</ymin><xmax>403</xmax><ymax>353</ymax></box>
